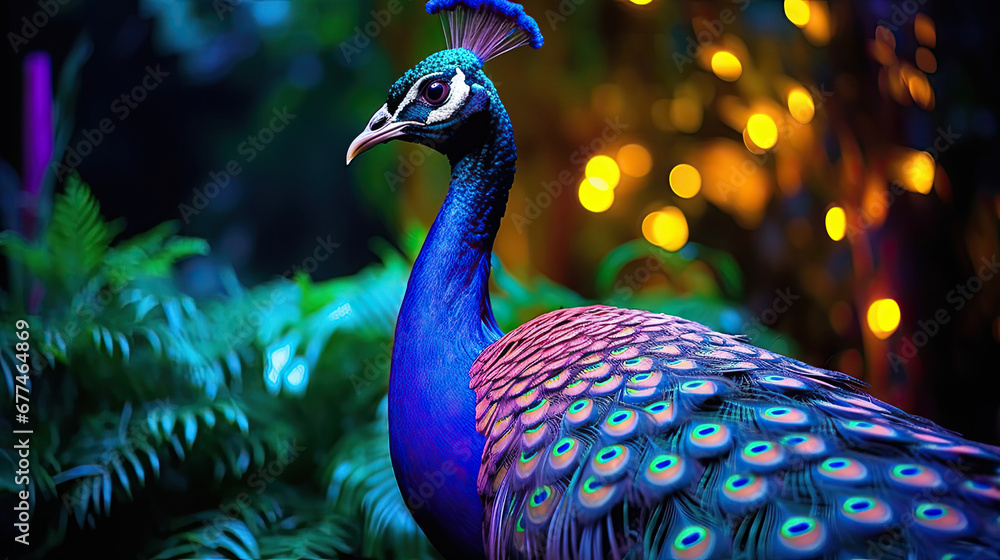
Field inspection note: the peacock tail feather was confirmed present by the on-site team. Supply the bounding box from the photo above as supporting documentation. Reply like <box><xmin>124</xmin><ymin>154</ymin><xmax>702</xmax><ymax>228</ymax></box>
<box><xmin>471</xmin><ymin>305</ymin><xmax>1000</xmax><ymax>559</ymax></box>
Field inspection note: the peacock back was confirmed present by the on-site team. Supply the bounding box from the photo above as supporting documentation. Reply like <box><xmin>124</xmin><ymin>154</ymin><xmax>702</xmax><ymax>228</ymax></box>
<box><xmin>471</xmin><ymin>305</ymin><xmax>1000</xmax><ymax>559</ymax></box>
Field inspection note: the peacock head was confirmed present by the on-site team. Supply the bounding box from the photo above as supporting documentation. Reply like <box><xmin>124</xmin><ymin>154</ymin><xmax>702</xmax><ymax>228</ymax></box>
<box><xmin>346</xmin><ymin>0</ymin><xmax>543</xmax><ymax>165</ymax></box>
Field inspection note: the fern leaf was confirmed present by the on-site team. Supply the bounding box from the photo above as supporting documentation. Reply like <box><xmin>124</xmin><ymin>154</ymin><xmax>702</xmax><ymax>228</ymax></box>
<box><xmin>327</xmin><ymin>396</ymin><xmax>440</xmax><ymax>560</ymax></box>
<box><xmin>45</xmin><ymin>175</ymin><xmax>124</xmax><ymax>291</ymax></box>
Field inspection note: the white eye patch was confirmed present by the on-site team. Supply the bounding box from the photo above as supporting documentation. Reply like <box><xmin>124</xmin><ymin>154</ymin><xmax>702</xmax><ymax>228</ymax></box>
<box><xmin>391</xmin><ymin>68</ymin><xmax>471</xmax><ymax>125</ymax></box>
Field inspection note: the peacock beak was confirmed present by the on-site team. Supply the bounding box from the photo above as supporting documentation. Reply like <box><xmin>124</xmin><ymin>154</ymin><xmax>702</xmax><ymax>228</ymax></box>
<box><xmin>346</xmin><ymin>104</ymin><xmax>420</xmax><ymax>165</ymax></box>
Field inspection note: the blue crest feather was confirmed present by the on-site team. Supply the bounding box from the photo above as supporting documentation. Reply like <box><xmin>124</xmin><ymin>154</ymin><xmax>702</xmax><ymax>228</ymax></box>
<box><xmin>426</xmin><ymin>0</ymin><xmax>544</xmax><ymax>62</ymax></box>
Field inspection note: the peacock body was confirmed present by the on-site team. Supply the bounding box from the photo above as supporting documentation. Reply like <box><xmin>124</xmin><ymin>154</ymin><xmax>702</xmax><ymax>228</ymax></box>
<box><xmin>346</xmin><ymin>2</ymin><xmax>1000</xmax><ymax>559</ymax></box>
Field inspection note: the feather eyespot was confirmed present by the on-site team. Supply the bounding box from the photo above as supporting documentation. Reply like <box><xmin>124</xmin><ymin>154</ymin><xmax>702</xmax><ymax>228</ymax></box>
<box><xmin>889</xmin><ymin>463</ymin><xmax>944</xmax><ymax>489</ymax></box>
<box><xmin>914</xmin><ymin>503</ymin><xmax>969</xmax><ymax>533</ymax></box>
<box><xmin>816</xmin><ymin>457</ymin><xmax>868</xmax><ymax>483</ymax></box>
<box><xmin>686</xmin><ymin>423</ymin><xmax>732</xmax><ymax>457</ymax></box>
<box><xmin>759</xmin><ymin>406</ymin><xmax>810</xmax><ymax>427</ymax></box>
<box><xmin>840</xmin><ymin>496</ymin><xmax>892</xmax><ymax>524</ymax></box>
<box><xmin>722</xmin><ymin>473</ymin><xmax>767</xmax><ymax>504</ymax></box>
<box><xmin>671</xmin><ymin>526</ymin><xmax>714</xmax><ymax>559</ymax></box>
<box><xmin>779</xmin><ymin>517</ymin><xmax>827</xmax><ymax>553</ymax></box>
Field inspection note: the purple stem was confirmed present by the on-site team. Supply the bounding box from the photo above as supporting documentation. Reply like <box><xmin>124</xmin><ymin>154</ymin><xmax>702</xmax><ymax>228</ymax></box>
<box><xmin>22</xmin><ymin>51</ymin><xmax>53</xmax><ymax>314</ymax></box>
<box><xmin>22</xmin><ymin>51</ymin><xmax>53</xmax><ymax>239</ymax></box>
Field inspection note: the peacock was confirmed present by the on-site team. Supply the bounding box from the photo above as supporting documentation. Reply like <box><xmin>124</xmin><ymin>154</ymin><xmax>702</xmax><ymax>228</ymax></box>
<box><xmin>345</xmin><ymin>1</ymin><xmax>1000</xmax><ymax>559</ymax></box>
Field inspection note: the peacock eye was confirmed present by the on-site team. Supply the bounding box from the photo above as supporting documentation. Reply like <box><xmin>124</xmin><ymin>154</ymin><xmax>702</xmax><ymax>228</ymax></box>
<box><xmin>422</xmin><ymin>80</ymin><xmax>450</xmax><ymax>105</ymax></box>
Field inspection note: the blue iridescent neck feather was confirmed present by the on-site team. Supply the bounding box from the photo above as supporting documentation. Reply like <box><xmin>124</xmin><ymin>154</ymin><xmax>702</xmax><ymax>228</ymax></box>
<box><xmin>378</xmin><ymin>2</ymin><xmax>544</xmax><ymax>558</ymax></box>
<box><xmin>388</xmin><ymin>54</ymin><xmax>516</xmax><ymax>560</ymax></box>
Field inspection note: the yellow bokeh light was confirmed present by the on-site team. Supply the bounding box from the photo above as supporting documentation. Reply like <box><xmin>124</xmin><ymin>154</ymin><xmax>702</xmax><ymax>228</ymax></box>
<box><xmin>578</xmin><ymin>178</ymin><xmax>614</xmax><ymax>212</ymax></box>
<box><xmin>787</xmin><ymin>88</ymin><xmax>815</xmax><ymax>124</ymax></box>
<box><xmin>867</xmin><ymin>298</ymin><xmax>901</xmax><ymax>340</ymax></box>
<box><xmin>670</xmin><ymin>96</ymin><xmax>703</xmax><ymax>133</ymax></box>
<box><xmin>905</xmin><ymin>69</ymin><xmax>935</xmax><ymax>110</ymax></box>
<box><xmin>629</xmin><ymin>0</ymin><xmax>653</xmax><ymax>5</ymax></box>
<box><xmin>617</xmin><ymin>144</ymin><xmax>653</xmax><ymax>177</ymax></box>
<box><xmin>784</xmin><ymin>0</ymin><xmax>811</xmax><ymax>27</ymax></box>
<box><xmin>745</xmin><ymin>113</ymin><xmax>778</xmax><ymax>151</ymax></box>
<box><xmin>803</xmin><ymin>1</ymin><xmax>830</xmax><ymax>46</ymax></box>
<box><xmin>642</xmin><ymin>207</ymin><xmax>689</xmax><ymax>251</ymax></box>
<box><xmin>899</xmin><ymin>151</ymin><xmax>935</xmax><ymax>194</ymax></box>
<box><xmin>710</xmin><ymin>51</ymin><xmax>743</xmax><ymax>82</ymax></box>
<box><xmin>825</xmin><ymin>206</ymin><xmax>846</xmax><ymax>241</ymax></box>
<box><xmin>585</xmin><ymin>155</ymin><xmax>621</xmax><ymax>189</ymax></box>
<box><xmin>669</xmin><ymin>164</ymin><xmax>702</xmax><ymax>199</ymax></box>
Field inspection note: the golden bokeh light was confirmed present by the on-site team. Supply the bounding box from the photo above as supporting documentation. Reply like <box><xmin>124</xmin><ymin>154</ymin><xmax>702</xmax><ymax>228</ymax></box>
<box><xmin>669</xmin><ymin>164</ymin><xmax>702</xmax><ymax>198</ymax></box>
<box><xmin>867</xmin><ymin>298</ymin><xmax>901</xmax><ymax>340</ymax></box>
<box><xmin>710</xmin><ymin>51</ymin><xmax>743</xmax><ymax>82</ymax></box>
<box><xmin>585</xmin><ymin>155</ymin><xmax>621</xmax><ymax>189</ymax></box>
<box><xmin>744</xmin><ymin>113</ymin><xmax>778</xmax><ymax>151</ymax></box>
<box><xmin>578</xmin><ymin>178</ymin><xmax>614</xmax><ymax>213</ymax></box>
<box><xmin>617</xmin><ymin>144</ymin><xmax>653</xmax><ymax>177</ymax></box>
<box><xmin>904</xmin><ymin>68</ymin><xmax>935</xmax><ymax>110</ymax></box>
<box><xmin>787</xmin><ymin>88</ymin><xmax>815</xmax><ymax>124</ymax></box>
<box><xmin>629</xmin><ymin>0</ymin><xmax>653</xmax><ymax>5</ymax></box>
<box><xmin>916</xmin><ymin>47</ymin><xmax>937</xmax><ymax>73</ymax></box>
<box><xmin>642</xmin><ymin>206</ymin><xmax>689</xmax><ymax>251</ymax></box>
<box><xmin>695</xmin><ymin>139</ymin><xmax>772</xmax><ymax>228</ymax></box>
<box><xmin>803</xmin><ymin>1</ymin><xmax>830</xmax><ymax>46</ymax></box>
<box><xmin>914</xmin><ymin>13</ymin><xmax>935</xmax><ymax>47</ymax></box>
<box><xmin>825</xmin><ymin>206</ymin><xmax>846</xmax><ymax>241</ymax></box>
<box><xmin>670</xmin><ymin>95</ymin><xmax>703</xmax><ymax>133</ymax></box>
<box><xmin>862</xmin><ymin>174</ymin><xmax>889</xmax><ymax>228</ymax></box>
<box><xmin>897</xmin><ymin>151</ymin><xmax>935</xmax><ymax>194</ymax></box>
<box><xmin>784</xmin><ymin>0</ymin><xmax>810</xmax><ymax>27</ymax></box>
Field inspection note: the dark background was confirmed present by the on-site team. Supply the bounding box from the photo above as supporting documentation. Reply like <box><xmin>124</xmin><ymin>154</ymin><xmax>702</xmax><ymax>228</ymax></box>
<box><xmin>3</xmin><ymin>0</ymin><xmax>998</xmax><ymax>438</ymax></box>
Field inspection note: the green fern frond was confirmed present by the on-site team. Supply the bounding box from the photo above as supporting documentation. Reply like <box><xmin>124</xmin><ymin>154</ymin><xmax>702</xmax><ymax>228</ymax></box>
<box><xmin>46</xmin><ymin>175</ymin><xmax>125</xmax><ymax>289</ymax></box>
<box><xmin>152</xmin><ymin>512</ymin><xmax>261</xmax><ymax>560</ymax></box>
<box><xmin>257</xmin><ymin>511</ymin><xmax>354</xmax><ymax>559</ymax></box>
<box><xmin>326</xmin><ymin>396</ymin><xmax>440</xmax><ymax>560</ymax></box>
<box><xmin>104</xmin><ymin>220</ymin><xmax>209</xmax><ymax>279</ymax></box>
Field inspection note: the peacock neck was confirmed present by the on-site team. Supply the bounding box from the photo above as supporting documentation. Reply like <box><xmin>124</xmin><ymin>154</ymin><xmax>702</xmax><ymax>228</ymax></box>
<box><xmin>389</xmin><ymin>102</ymin><xmax>515</xmax><ymax>558</ymax></box>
